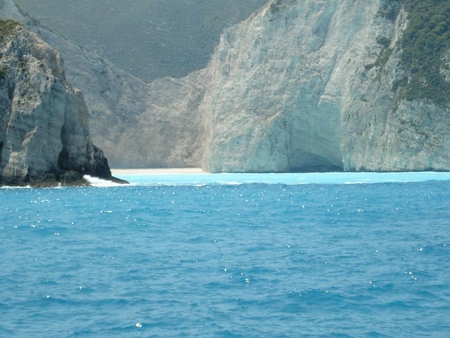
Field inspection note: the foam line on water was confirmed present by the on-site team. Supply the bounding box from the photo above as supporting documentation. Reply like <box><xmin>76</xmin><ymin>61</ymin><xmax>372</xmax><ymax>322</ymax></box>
<box><xmin>112</xmin><ymin>172</ymin><xmax>450</xmax><ymax>186</ymax></box>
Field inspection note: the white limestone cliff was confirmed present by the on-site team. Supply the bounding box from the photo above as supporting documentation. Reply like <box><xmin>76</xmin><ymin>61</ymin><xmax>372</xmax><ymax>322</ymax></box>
<box><xmin>200</xmin><ymin>0</ymin><xmax>450</xmax><ymax>172</ymax></box>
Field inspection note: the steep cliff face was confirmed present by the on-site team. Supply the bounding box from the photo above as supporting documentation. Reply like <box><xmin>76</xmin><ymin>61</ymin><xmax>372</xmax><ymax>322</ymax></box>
<box><xmin>0</xmin><ymin>21</ymin><xmax>111</xmax><ymax>185</ymax></box>
<box><xmin>1</xmin><ymin>0</ymin><xmax>206</xmax><ymax>169</ymax></box>
<box><xmin>340</xmin><ymin>1</ymin><xmax>450</xmax><ymax>171</ymax></box>
<box><xmin>4</xmin><ymin>0</ymin><xmax>449</xmax><ymax>173</ymax></box>
<box><xmin>200</xmin><ymin>0</ymin><xmax>450</xmax><ymax>172</ymax></box>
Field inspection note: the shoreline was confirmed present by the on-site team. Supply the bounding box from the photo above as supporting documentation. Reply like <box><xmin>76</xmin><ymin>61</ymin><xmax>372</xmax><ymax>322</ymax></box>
<box><xmin>111</xmin><ymin>168</ymin><xmax>206</xmax><ymax>175</ymax></box>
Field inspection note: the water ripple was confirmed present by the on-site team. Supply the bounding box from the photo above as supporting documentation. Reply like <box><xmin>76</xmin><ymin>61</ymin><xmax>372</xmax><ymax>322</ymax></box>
<box><xmin>1</xmin><ymin>180</ymin><xmax>450</xmax><ymax>337</ymax></box>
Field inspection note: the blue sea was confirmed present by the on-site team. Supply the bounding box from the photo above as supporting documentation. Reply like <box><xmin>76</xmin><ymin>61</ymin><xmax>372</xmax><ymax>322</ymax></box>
<box><xmin>1</xmin><ymin>172</ymin><xmax>450</xmax><ymax>337</ymax></box>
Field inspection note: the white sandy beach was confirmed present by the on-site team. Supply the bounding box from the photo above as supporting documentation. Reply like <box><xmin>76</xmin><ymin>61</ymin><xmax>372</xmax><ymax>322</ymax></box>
<box><xmin>111</xmin><ymin>168</ymin><xmax>206</xmax><ymax>175</ymax></box>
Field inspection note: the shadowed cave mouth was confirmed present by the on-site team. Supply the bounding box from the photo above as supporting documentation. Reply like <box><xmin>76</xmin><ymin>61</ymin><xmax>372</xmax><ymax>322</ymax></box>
<box><xmin>57</xmin><ymin>146</ymin><xmax>111</xmax><ymax>179</ymax></box>
<box><xmin>289</xmin><ymin>152</ymin><xmax>343</xmax><ymax>173</ymax></box>
<box><xmin>289</xmin><ymin>164</ymin><xmax>344</xmax><ymax>173</ymax></box>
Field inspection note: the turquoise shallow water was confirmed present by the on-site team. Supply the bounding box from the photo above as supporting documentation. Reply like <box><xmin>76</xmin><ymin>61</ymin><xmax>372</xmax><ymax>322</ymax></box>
<box><xmin>1</xmin><ymin>173</ymin><xmax>450</xmax><ymax>337</ymax></box>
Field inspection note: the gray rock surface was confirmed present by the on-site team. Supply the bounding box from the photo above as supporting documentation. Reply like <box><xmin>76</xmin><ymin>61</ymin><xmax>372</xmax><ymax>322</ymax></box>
<box><xmin>3</xmin><ymin>0</ymin><xmax>450</xmax><ymax>173</ymax></box>
<box><xmin>1</xmin><ymin>0</ymin><xmax>206</xmax><ymax>168</ymax></box>
<box><xmin>0</xmin><ymin>22</ymin><xmax>111</xmax><ymax>185</ymax></box>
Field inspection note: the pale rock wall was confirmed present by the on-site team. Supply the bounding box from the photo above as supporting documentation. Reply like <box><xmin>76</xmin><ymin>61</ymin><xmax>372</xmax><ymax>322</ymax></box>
<box><xmin>201</xmin><ymin>0</ymin><xmax>450</xmax><ymax>172</ymax></box>
<box><xmin>200</xmin><ymin>0</ymin><xmax>382</xmax><ymax>172</ymax></box>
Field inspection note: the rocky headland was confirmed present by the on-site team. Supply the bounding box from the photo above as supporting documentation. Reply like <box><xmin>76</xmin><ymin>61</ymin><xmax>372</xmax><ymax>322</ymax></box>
<box><xmin>0</xmin><ymin>20</ymin><xmax>113</xmax><ymax>186</ymax></box>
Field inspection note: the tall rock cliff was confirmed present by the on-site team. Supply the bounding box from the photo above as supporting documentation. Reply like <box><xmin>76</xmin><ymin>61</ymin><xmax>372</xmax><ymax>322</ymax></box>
<box><xmin>0</xmin><ymin>21</ymin><xmax>111</xmax><ymax>186</ymax></box>
<box><xmin>1</xmin><ymin>0</ymin><xmax>206</xmax><ymax>169</ymax></box>
<box><xmin>200</xmin><ymin>0</ymin><xmax>450</xmax><ymax>172</ymax></box>
<box><xmin>3</xmin><ymin>0</ymin><xmax>449</xmax><ymax>173</ymax></box>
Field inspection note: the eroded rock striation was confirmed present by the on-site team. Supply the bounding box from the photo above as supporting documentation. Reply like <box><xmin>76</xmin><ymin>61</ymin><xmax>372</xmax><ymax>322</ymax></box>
<box><xmin>199</xmin><ymin>0</ymin><xmax>450</xmax><ymax>172</ymax></box>
<box><xmin>3</xmin><ymin>0</ymin><xmax>450</xmax><ymax>173</ymax></box>
<box><xmin>0</xmin><ymin>21</ymin><xmax>111</xmax><ymax>186</ymax></box>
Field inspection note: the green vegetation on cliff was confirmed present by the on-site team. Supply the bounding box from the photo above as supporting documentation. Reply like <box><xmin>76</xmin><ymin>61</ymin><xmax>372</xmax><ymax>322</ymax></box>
<box><xmin>366</xmin><ymin>0</ymin><xmax>450</xmax><ymax>105</ymax></box>
<box><xmin>0</xmin><ymin>20</ymin><xmax>19</xmax><ymax>78</ymax></box>
<box><xmin>0</xmin><ymin>19</ymin><xmax>19</xmax><ymax>43</ymax></box>
<box><xmin>380</xmin><ymin>0</ymin><xmax>450</xmax><ymax>105</ymax></box>
<box><xmin>400</xmin><ymin>0</ymin><xmax>450</xmax><ymax>104</ymax></box>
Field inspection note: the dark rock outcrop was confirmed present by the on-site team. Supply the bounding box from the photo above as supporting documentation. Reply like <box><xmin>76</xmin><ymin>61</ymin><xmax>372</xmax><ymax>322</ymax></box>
<box><xmin>0</xmin><ymin>21</ymin><xmax>112</xmax><ymax>186</ymax></box>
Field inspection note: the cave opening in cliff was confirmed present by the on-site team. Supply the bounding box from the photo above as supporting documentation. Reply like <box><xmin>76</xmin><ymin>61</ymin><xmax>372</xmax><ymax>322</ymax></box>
<box><xmin>289</xmin><ymin>151</ymin><xmax>344</xmax><ymax>173</ymax></box>
<box><xmin>289</xmin><ymin>164</ymin><xmax>344</xmax><ymax>173</ymax></box>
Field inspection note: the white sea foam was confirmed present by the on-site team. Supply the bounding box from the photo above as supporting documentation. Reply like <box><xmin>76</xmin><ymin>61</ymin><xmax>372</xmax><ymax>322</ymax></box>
<box><xmin>2</xmin><ymin>172</ymin><xmax>449</xmax><ymax>189</ymax></box>
<box><xmin>0</xmin><ymin>185</ymin><xmax>32</xmax><ymax>189</ymax></box>
<box><xmin>83</xmin><ymin>175</ymin><xmax>126</xmax><ymax>187</ymax></box>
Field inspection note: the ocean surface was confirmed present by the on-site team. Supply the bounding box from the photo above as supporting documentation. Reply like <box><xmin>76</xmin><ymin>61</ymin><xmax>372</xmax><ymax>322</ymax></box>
<box><xmin>1</xmin><ymin>172</ymin><xmax>450</xmax><ymax>337</ymax></box>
